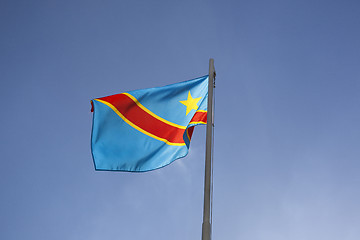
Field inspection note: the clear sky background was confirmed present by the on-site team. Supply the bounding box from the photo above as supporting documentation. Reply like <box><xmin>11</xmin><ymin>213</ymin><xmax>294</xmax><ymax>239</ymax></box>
<box><xmin>1</xmin><ymin>0</ymin><xmax>360</xmax><ymax>239</ymax></box>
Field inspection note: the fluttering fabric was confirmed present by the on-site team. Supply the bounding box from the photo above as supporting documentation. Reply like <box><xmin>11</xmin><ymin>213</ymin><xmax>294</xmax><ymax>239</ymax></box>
<box><xmin>91</xmin><ymin>76</ymin><xmax>208</xmax><ymax>172</ymax></box>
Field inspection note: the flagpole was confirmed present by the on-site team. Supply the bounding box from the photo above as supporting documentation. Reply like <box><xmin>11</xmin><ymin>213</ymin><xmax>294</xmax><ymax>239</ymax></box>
<box><xmin>202</xmin><ymin>58</ymin><xmax>215</xmax><ymax>240</ymax></box>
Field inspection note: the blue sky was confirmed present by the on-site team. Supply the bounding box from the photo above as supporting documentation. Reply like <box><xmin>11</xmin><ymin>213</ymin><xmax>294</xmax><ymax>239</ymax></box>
<box><xmin>1</xmin><ymin>0</ymin><xmax>360</xmax><ymax>239</ymax></box>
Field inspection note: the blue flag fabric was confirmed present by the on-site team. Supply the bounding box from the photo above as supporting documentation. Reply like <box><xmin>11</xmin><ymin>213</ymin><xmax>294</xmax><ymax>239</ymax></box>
<box><xmin>91</xmin><ymin>76</ymin><xmax>209</xmax><ymax>172</ymax></box>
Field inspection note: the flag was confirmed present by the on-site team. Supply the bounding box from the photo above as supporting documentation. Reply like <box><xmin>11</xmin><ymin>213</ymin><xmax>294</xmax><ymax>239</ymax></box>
<box><xmin>91</xmin><ymin>75</ymin><xmax>208</xmax><ymax>172</ymax></box>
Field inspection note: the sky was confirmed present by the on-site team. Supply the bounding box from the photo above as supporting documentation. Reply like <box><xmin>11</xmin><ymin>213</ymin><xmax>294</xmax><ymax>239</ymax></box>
<box><xmin>1</xmin><ymin>0</ymin><xmax>360</xmax><ymax>239</ymax></box>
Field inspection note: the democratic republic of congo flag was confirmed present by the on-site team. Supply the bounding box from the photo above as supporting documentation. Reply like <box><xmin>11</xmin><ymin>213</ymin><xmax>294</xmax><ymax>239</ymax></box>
<box><xmin>90</xmin><ymin>76</ymin><xmax>208</xmax><ymax>172</ymax></box>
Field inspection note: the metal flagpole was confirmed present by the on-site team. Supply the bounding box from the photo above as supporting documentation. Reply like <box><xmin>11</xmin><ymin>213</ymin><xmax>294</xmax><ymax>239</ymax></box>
<box><xmin>202</xmin><ymin>58</ymin><xmax>215</xmax><ymax>240</ymax></box>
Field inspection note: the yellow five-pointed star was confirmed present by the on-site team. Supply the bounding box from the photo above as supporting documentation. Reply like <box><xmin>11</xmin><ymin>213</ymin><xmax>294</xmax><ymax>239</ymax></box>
<box><xmin>179</xmin><ymin>91</ymin><xmax>201</xmax><ymax>115</ymax></box>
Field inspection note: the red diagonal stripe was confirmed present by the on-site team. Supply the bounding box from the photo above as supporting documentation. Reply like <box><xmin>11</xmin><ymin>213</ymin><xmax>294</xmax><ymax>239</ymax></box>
<box><xmin>99</xmin><ymin>93</ymin><xmax>186</xmax><ymax>144</ymax></box>
<box><xmin>190</xmin><ymin>111</ymin><xmax>207</xmax><ymax>124</ymax></box>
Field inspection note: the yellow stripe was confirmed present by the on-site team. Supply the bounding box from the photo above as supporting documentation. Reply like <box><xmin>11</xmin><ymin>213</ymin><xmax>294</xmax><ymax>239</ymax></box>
<box><xmin>186</xmin><ymin>129</ymin><xmax>191</xmax><ymax>141</ymax></box>
<box><xmin>94</xmin><ymin>99</ymin><xmax>185</xmax><ymax>146</ymax></box>
<box><xmin>189</xmin><ymin>121</ymin><xmax>207</xmax><ymax>125</ymax></box>
<box><xmin>196</xmin><ymin>110</ymin><xmax>207</xmax><ymax>113</ymax></box>
<box><xmin>123</xmin><ymin>93</ymin><xmax>187</xmax><ymax>130</ymax></box>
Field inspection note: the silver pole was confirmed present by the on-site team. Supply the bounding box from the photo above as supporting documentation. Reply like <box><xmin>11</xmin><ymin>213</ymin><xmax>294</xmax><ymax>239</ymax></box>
<box><xmin>202</xmin><ymin>58</ymin><xmax>215</xmax><ymax>240</ymax></box>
